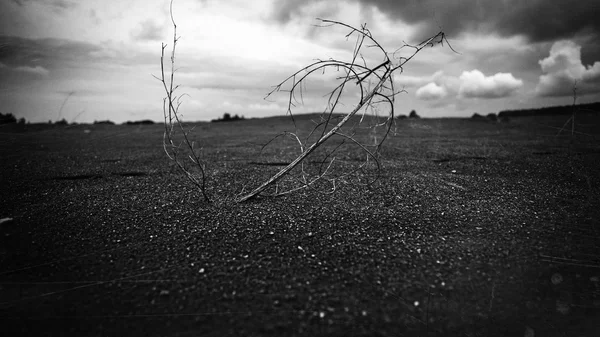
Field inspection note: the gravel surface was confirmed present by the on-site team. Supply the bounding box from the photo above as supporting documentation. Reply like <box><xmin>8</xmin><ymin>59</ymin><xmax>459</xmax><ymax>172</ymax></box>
<box><xmin>1</xmin><ymin>117</ymin><xmax>599</xmax><ymax>336</ymax></box>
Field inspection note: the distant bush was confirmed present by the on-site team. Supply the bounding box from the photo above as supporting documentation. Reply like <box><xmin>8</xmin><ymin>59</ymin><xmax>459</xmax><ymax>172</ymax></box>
<box><xmin>211</xmin><ymin>113</ymin><xmax>245</xmax><ymax>123</ymax></box>
<box><xmin>125</xmin><ymin>120</ymin><xmax>155</xmax><ymax>125</ymax></box>
<box><xmin>408</xmin><ymin>110</ymin><xmax>420</xmax><ymax>119</ymax></box>
<box><xmin>471</xmin><ymin>113</ymin><xmax>485</xmax><ymax>120</ymax></box>
<box><xmin>94</xmin><ymin>120</ymin><xmax>115</xmax><ymax>125</ymax></box>
<box><xmin>486</xmin><ymin>113</ymin><xmax>498</xmax><ymax>122</ymax></box>
<box><xmin>397</xmin><ymin>114</ymin><xmax>407</xmax><ymax>120</ymax></box>
<box><xmin>0</xmin><ymin>112</ymin><xmax>17</xmax><ymax>124</ymax></box>
<box><xmin>55</xmin><ymin>118</ymin><xmax>69</xmax><ymax>125</ymax></box>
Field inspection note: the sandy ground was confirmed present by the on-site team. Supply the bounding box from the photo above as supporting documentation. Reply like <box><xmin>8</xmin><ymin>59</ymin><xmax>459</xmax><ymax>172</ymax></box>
<box><xmin>1</xmin><ymin>116</ymin><xmax>599</xmax><ymax>336</ymax></box>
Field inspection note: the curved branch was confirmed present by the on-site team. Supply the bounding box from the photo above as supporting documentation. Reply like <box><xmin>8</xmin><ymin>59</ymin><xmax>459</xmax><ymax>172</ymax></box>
<box><xmin>236</xmin><ymin>19</ymin><xmax>450</xmax><ymax>202</ymax></box>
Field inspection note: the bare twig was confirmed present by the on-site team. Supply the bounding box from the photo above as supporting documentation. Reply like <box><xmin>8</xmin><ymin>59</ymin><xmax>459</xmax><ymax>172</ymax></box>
<box><xmin>154</xmin><ymin>0</ymin><xmax>210</xmax><ymax>202</ymax></box>
<box><xmin>556</xmin><ymin>80</ymin><xmax>578</xmax><ymax>137</ymax></box>
<box><xmin>57</xmin><ymin>91</ymin><xmax>75</xmax><ymax>122</ymax></box>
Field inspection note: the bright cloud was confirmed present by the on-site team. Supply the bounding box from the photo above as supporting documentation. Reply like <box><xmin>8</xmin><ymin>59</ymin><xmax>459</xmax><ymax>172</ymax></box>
<box><xmin>14</xmin><ymin>65</ymin><xmax>50</xmax><ymax>77</ymax></box>
<box><xmin>395</xmin><ymin>71</ymin><xmax>444</xmax><ymax>88</ymax></box>
<box><xmin>416</xmin><ymin>82</ymin><xmax>447</xmax><ymax>100</ymax></box>
<box><xmin>458</xmin><ymin>70</ymin><xmax>523</xmax><ymax>99</ymax></box>
<box><xmin>536</xmin><ymin>40</ymin><xmax>600</xmax><ymax>97</ymax></box>
<box><xmin>396</xmin><ymin>71</ymin><xmax>460</xmax><ymax>94</ymax></box>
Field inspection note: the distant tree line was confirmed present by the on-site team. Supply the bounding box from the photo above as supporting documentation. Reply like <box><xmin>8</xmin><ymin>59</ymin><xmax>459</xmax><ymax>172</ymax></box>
<box><xmin>0</xmin><ymin>112</ymin><xmax>26</xmax><ymax>125</ymax></box>
<box><xmin>93</xmin><ymin>120</ymin><xmax>115</xmax><ymax>125</ymax></box>
<box><xmin>470</xmin><ymin>112</ymin><xmax>503</xmax><ymax>122</ymax></box>
<box><xmin>0</xmin><ymin>112</ymin><xmax>162</xmax><ymax>126</ymax></box>
<box><xmin>498</xmin><ymin>102</ymin><xmax>600</xmax><ymax>118</ymax></box>
<box><xmin>211</xmin><ymin>113</ymin><xmax>245</xmax><ymax>123</ymax></box>
<box><xmin>124</xmin><ymin>120</ymin><xmax>155</xmax><ymax>125</ymax></box>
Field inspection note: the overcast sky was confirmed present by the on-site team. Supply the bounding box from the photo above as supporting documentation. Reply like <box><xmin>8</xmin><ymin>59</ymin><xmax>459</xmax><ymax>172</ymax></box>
<box><xmin>1</xmin><ymin>0</ymin><xmax>599</xmax><ymax>123</ymax></box>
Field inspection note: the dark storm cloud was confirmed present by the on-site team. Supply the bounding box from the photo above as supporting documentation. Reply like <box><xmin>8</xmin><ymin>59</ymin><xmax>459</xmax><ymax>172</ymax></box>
<box><xmin>0</xmin><ymin>35</ymin><xmax>100</xmax><ymax>70</ymax></box>
<box><xmin>273</xmin><ymin>0</ymin><xmax>600</xmax><ymax>43</ymax></box>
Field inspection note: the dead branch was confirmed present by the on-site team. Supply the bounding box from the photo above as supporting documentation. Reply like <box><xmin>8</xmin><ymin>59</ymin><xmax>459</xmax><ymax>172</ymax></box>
<box><xmin>237</xmin><ymin>20</ymin><xmax>451</xmax><ymax>202</ymax></box>
<box><xmin>154</xmin><ymin>0</ymin><xmax>210</xmax><ymax>202</ymax></box>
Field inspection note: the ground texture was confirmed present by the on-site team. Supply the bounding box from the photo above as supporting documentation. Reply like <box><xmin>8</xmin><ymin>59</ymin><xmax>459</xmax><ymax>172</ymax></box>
<box><xmin>1</xmin><ymin>115</ymin><xmax>599</xmax><ymax>336</ymax></box>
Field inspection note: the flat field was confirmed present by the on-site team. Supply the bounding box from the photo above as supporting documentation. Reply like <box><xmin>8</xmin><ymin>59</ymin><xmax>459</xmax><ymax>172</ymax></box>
<box><xmin>1</xmin><ymin>115</ymin><xmax>599</xmax><ymax>336</ymax></box>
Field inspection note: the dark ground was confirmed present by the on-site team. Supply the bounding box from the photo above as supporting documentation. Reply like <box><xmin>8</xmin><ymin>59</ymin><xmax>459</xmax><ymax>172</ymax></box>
<box><xmin>1</xmin><ymin>115</ymin><xmax>599</xmax><ymax>336</ymax></box>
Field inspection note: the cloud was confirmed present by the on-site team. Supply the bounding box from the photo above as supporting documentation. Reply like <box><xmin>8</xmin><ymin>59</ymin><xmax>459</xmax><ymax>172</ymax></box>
<box><xmin>89</xmin><ymin>9</ymin><xmax>101</xmax><ymax>25</ymax></box>
<box><xmin>395</xmin><ymin>71</ymin><xmax>460</xmax><ymax>103</ymax></box>
<box><xmin>14</xmin><ymin>65</ymin><xmax>50</xmax><ymax>76</ymax></box>
<box><xmin>394</xmin><ymin>76</ymin><xmax>426</xmax><ymax>89</ymax></box>
<box><xmin>416</xmin><ymin>82</ymin><xmax>446</xmax><ymax>100</ymax></box>
<box><xmin>395</xmin><ymin>72</ymin><xmax>437</xmax><ymax>88</ymax></box>
<box><xmin>271</xmin><ymin>0</ymin><xmax>340</xmax><ymax>23</ymax></box>
<box><xmin>0</xmin><ymin>35</ymin><xmax>102</xmax><ymax>70</ymax></box>
<box><xmin>458</xmin><ymin>70</ymin><xmax>523</xmax><ymax>99</ymax></box>
<box><xmin>10</xmin><ymin>0</ymin><xmax>75</xmax><ymax>8</ymax></box>
<box><xmin>8</xmin><ymin>0</ymin><xmax>77</xmax><ymax>12</ymax></box>
<box><xmin>49</xmin><ymin>0</ymin><xmax>77</xmax><ymax>11</ymax></box>
<box><xmin>274</xmin><ymin>0</ymin><xmax>600</xmax><ymax>44</ymax></box>
<box><xmin>373</xmin><ymin>0</ymin><xmax>600</xmax><ymax>43</ymax></box>
<box><xmin>583</xmin><ymin>64</ymin><xmax>600</xmax><ymax>83</ymax></box>
<box><xmin>536</xmin><ymin>40</ymin><xmax>600</xmax><ymax>97</ymax></box>
<box><xmin>395</xmin><ymin>71</ymin><xmax>453</xmax><ymax>88</ymax></box>
<box><xmin>130</xmin><ymin>19</ymin><xmax>163</xmax><ymax>41</ymax></box>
